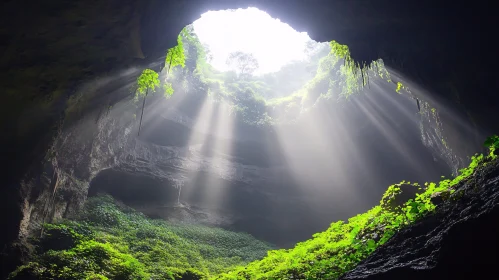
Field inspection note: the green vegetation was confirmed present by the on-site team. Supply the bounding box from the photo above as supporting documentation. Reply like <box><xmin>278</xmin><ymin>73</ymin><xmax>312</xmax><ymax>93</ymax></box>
<box><xmin>167</xmin><ymin>27</ymin><xmax>398</xmax><ymax>126</ymax></box>
<box><xmin>395</xmin><ymin>82</ymin><xmax>403</xmax><ymax>93</ymax></box>
<box><xmin>9</xmin><ymin>195</ymin><xmax>273</xmax><ymax>280</ymax></box>
<box><xmin>136</xmin><ymin>69</ymin><xmax>160</xmax><ymax>136</ymax></box>
<box><xmin>165</xmin><ymin>34</ymin><xmax>186</xmax><ymax>75</ymax></box>
<box><xmin>485</xmin><ymin>135</ymin><xmax>499</xmax><ymax>159</ymax></box>
<box><xmin>136</xmin><ymin>69</ymin><xmax>160</xmax><ymax>97</ymax></box>
<box><xmin>213</xmin><ymin>138</ymin><xmax>499</xmax><ymax>280</ymax></box>
<box><xmin>163</xmin><ymin>33</ymin><xmax>187</xmax><ymax>97</ymax></box>
<box><xmin>135</xmin><ymin>34</ymin><xmax>186</xmax><ymax>135</ymax></box>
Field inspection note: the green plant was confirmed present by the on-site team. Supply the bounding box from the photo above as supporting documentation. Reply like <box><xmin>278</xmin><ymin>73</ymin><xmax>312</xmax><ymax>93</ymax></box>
<box><xmin>136</xmin><ymin>69</ymin><xmax>160</xmax><ymax>97</ymax></box>
<box><xmin>38</xmin><ymin>222</ymin><xmax>93</xmax><ymax>252</ymax></box>
<box><xmin>484</xmin><ymin>135</ymin><xmax>499</xmax><ymax>158</ymax></box>
<box><xmin>135</xmin><ymin>35</ymin><xmax>185</xmax><ymax>135</ymax></box>
<box><xmin>136</xmin><ymin>69</ymin><xmax>160</xmax><ymax>136</ymax></box>
<box><xmin>165</xmin><ymin>34</ymin><xmax>186</xmax><ymax>75</ymax></box>
<box><xmin>395</xmin><ymin>82</ymin><xmax>404</xmax><ymax>93</ymax></box>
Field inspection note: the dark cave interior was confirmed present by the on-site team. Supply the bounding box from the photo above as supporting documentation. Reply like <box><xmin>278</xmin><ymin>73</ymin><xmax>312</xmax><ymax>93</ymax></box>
<box><xmin>1</xmin><ymin>0</ymin><xmax>499</xmax><ymax>279</ymax></box>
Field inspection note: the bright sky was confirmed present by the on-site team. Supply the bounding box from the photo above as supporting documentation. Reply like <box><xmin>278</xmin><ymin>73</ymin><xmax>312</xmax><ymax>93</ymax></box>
<box><xmin>192</xmin><ymin>7</ymin><xmax>312</xmax><ymax>75</ymax></box>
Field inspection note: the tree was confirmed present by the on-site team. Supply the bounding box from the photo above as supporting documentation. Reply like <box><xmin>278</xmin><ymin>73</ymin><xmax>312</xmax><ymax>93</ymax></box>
<box><xmin>136</xmin><ymin>69</ymin><xmax>159</xmax><ymax>136</ymax></box>
<box><xmin>225</xmin><ymin>51</ymin><xmax>259</xmax><ymax>79</ymax></box>
<box><xmin>135</xmin><ymin>34</ymin><xmax>186</xmax><ymax>136</ymax></box>
<box><xmin>165</xmin><ymin>35</ymin><xmax>186</xmax><ymax>75</ymax></box>
<box><xmin>164</xmin><ymin>33</ymin><xmax>187</xmax><ymax>96</ymax></box>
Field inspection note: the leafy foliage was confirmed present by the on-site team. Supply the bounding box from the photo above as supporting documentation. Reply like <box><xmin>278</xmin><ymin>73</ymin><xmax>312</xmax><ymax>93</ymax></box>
<box><xmin>166</xmin><ymin>34</ymin><xmax>186</xmax><ymax>73</ymax></box>
<box><xmin>484</xmin><ymin>135</ymin><xmax>499</xmax><ymax>159</ymax></box>
<box><xmin>9</xmin><ymin>195</ymin><xmax>273</xmax><ymax>280</ymax></box>
<box><xmin>136</xmin><ymin>69</ymin><xmax>160</xmax><ymax>97</ymax></box>
<box><xmin>164</xmin><ymin>82</ymin><xmax>175</xmax><ymax>97</ymax></box>
<box><xmin>330</xmin><ymin>40</ymin><xmax>350</xmax><ymax>59</ymax></box>
<box><xmin>395</xmin><ymin>82</ymin><xmax>404</xmax><ymax>93</ymax></box>
<box><xmin>9</xmin><ymin>237</ymin><xmax>149</xmax><ymax>280</ymax></box>
<box><xmin>137</xmin><ymin>33</ymin><xmax>186</xmax><ymax>100</ymax></box>
<box><xmin>135</xmin><ymin>33</ymin><xmax>186</xmax><ymax>134</ymax></box>
<box><xmin>135</xmin><ymin>69</ymin><xmax>160</xmax><ymax>135</ymax></box>
<box><xmin>214</xmin><ymin>141</ymin><xmax>498</xmax><ymax>280</ymax></box>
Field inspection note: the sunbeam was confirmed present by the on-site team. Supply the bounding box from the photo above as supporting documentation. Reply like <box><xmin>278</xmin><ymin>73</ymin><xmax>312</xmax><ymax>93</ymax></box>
<box><xmin>200</xmin><ymin>102</ymin><xmax>236</xmax><ymax>210</ymax></box>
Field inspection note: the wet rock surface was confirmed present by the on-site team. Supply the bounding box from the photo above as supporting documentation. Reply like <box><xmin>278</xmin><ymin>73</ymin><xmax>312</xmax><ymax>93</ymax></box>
<box><xmin>342</xmin><ymin>160</ymin><xmax>499</xmax><ymax>280</ymax></box>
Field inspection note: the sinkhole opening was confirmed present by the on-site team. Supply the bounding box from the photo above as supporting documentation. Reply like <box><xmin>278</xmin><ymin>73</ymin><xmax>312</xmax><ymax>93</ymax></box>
<box><xmin>137</xmin><ymin>7</ymin><xmax>401</xmax><ymax>129</ymax></box>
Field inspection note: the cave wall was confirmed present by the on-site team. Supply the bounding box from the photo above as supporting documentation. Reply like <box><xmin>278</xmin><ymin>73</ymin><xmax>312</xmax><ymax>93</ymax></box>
<box><xmin>2</xmin><ymin>0</ymin><xmax>498</xmax><ymax>274</ymax></box>
<box><xmin>8</xmin><ymin>74</ymin><xmax>449</xmax><ymax>251</ymax></box>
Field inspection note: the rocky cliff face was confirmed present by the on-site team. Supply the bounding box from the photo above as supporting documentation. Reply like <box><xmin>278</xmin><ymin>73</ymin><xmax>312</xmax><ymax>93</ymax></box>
<box><xmin>342</xmin><ymin>160</ymin><xmax>499</xmax><ymax>280</ymax></box>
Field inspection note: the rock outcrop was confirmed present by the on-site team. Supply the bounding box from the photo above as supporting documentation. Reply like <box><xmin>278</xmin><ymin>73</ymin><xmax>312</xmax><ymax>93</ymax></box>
<box><xmin>342</xmin><ymin>160</ymin><xmax>499</xmax><ymax>280</ymax></box>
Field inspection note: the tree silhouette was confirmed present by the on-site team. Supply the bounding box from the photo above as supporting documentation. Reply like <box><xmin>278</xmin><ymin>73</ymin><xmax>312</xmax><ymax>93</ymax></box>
<box><xmin>226</xmin><ymin>51</ymin><xmax>259</xmax><ymax>79</ymax></box>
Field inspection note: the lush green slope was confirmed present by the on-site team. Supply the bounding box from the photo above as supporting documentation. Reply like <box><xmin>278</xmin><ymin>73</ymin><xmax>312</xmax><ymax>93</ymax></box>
<box><xmin>213</xmin><ymin>137</ymin><xmax>499</xmax><ymax>280</ymax></box>
<box><xmin>8</xmin><ymin>195</ymin><xmax>273</xmax><ymax>280</ymax></box>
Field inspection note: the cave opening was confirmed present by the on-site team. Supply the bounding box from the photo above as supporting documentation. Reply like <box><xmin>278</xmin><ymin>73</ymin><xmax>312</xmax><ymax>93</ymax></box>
<box><xmin>3</xmin><ymin>2</ymin><xmax>499</xmax><ymax>280</ymax></box>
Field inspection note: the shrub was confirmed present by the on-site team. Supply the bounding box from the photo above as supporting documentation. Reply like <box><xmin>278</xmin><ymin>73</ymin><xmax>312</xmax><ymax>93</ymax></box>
<box><xmin>9</xmin><ymin>240</ymin><xmax>149</xmax><ymax>280</ymax></box>
<box><xmin>38</xmin><ymin>222</ymin><xmax>93</xmax><ymax>252</ymax></box>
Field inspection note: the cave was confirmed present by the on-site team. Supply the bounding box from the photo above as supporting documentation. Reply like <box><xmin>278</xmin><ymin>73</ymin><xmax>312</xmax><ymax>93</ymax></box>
<box><xmin>1</xmin><ymin>1</ymin><xmax>499</xmax><ymax>279</ymax></box>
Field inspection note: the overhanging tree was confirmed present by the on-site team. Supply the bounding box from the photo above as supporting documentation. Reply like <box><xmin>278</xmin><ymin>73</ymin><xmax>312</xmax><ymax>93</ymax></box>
<box><xmin>164</xmin><ymin>33</ymin><xmax>186</xmax><ymax>98</ymax></box>
<box><xmin>135</xmin><ymin>34</ymin><xmax>186</xmax><ymax>136</ymax></box>
<box><xmin>165</xmin><ymin>34</ymin><xmax>186</xmax><ymax>76</ymax></box>
<box><xmin>136</xmin><ymin>69</ymin><xmax>159</xmax><ymax>136</ymax></box>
